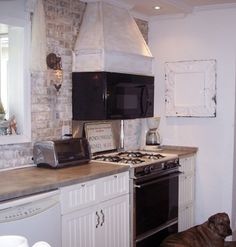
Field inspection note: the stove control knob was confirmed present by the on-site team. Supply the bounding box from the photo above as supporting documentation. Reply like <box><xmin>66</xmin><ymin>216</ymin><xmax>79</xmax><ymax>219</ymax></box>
<box><xmin>164</xmin><ymin>163</ymin><xmax>169</xmax><ymax>170</ymax></box>
<box><xmin>149</xmin><ymin>165</ymin><xmax>154</xmax><ymax>172</ymax></box>
<box><xmin>144</xmin><ymin>166</ymin><xmax>150</xmax><ymax>174</ymax></box>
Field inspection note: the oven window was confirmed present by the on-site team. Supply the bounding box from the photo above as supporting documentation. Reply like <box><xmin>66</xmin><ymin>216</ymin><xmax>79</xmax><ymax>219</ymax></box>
<box><xmin>135</xmin><ymin>175</ymin><xmax>178</xmax><ymax>236</ymax></box>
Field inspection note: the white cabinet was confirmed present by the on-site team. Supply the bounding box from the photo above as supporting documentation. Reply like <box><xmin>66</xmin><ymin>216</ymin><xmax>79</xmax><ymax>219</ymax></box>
<box><xmin>60</xmin><ymin>171</ymin><xmax>130</xmax><ymax>247</ymax></box>
<box><xmin>178</xmin><ymin>155</ymin><xmax>196</xmax><ymax>232</ymax></box>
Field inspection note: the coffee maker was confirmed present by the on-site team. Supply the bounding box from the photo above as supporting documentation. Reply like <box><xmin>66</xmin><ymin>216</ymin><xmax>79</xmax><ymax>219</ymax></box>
<box><xmin>145</xmin><ymin>117</ymin><xmax>161</xmax><ymax>147</ymax></box>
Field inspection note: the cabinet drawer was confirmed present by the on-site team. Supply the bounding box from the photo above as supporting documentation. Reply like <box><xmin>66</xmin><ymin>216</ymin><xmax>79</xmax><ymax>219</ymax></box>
<box><xmin>179</xmin><ymin>156</ymin><xmax>195</xmax><ymax>174</ymax></box>
<box><xmin>60</xmin><ymin>172</ymin><xmax>129</xmax><ymax>215</ymax></box>
<box><xmin>60</xmin><ymin>179</ymin><xmax>98</xmax><ymax>215</ymax></box>
<box><xmin>101</xmin><ymin>172</ymin><xmax>129</xmax><ymax>201</ymax></box>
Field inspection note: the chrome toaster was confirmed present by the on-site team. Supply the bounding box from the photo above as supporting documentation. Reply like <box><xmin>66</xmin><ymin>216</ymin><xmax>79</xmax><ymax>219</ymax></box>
<box><xmin>33</xmin><ymin>138</ymin><xmax>91</xmax><ymax>168</ymax></box>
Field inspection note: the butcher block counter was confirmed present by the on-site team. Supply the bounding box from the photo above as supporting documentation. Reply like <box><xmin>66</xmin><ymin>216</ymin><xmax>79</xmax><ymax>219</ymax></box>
<box><xmin>0</xmin><ymin>145</ymin><xmax>197</xmax><ymax>203</ymax></box>
<box><xmin>145</xmin><ymin>145</ymin><xmax>198</xmax><ymax>157</ymax></box>
<box><xmin>0</xmin><ymin>162</ymin><xmax>129</xmax><ymax>202</ymax></box>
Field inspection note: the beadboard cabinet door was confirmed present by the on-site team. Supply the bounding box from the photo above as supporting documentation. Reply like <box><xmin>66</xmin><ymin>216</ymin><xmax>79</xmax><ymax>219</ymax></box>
<box><xmin>178</xmin><ymin>155</ymin><xmax>196</xmax><ymax>232</ymax></box>
<box><xmin>61</xmin><ymin>171</ymin><xmax>130</xmax><ymax>247</ymax></box>
<box><xmin>102</xmin><ymin>194</ymin><xmax>130</xmax><ymax>247</ymax></box>
<box><xmin>62</xmin><ymin>194</ymin><xmax>130</xmax><ymax>247</ymax></box>
<box><xmin>62</xmin><ymin>205</ymin><xmax>98</xmax><ymax>247</ymax></box>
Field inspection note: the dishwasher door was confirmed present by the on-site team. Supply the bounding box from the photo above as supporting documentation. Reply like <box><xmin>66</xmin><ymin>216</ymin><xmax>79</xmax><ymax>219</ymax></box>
<box><xmin>0</xmin><ymin>190</ymin><xmax>61</xmax><ymax>247</ymax></box>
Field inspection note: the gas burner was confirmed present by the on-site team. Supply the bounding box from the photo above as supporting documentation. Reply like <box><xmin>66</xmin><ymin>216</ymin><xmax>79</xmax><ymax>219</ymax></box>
<box><xmin>93</xmin><ymin>155</ymin><xmax>121</xmax><ymax>163</ymax></box>
<box><xmin>119</xmin><ymin>158</ymin><xmax>144</xmax><ymax>165</ymax></box>
<box><xmin>142</xmin><ymin>153</ymin><xmax>165</xmax><ymax>160</ymax></box>
<box><xmin>94</xmin><ymin>155</ymin><xmax>145</xmax><ymax>165</ymax></box>
<box><xmin>118</xmin><ymin>151</ymin><xmax>144</xmax><ymax>158</ymax></box>
<box><xmin>118</xmin><ymin>151</ymin><xmax>165</xmax><ymax>160</ymax></box>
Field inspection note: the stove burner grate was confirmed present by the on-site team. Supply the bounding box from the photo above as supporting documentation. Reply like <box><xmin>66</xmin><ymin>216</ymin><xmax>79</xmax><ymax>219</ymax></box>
<box><xmin>118</xmin><ymin>151</ymin><xmax>165</xmax><ymax>160</ymax></box>
<box><xmin>143</xmin><ymin>153</ymin><xmax>165</xmax><ymax>160</ymax></box>
<box><xmin>93</xmin><ymin>155</ymin><xmax>145</xmax><ymax>164</ymax></box>
<box><xmin>118</xmin><ymin>151</ymin><xmax>143</xmax><ymax>158</ymax></box>
<box><xmin>93</xmin><ymin>155</ymin><xmax>121</xmax><ymax>163</ymax></box>
<box><xmin>119</xmin><ymin>158</ymin><xmax>144</xmax><ymax>164</ymax></box>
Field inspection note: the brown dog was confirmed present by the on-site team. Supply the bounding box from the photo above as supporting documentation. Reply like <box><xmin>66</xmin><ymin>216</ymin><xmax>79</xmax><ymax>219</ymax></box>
<box><xmin>160</xmin><ymin>213</ymin><xmax>232</xmax><ymax>247</ymax></box>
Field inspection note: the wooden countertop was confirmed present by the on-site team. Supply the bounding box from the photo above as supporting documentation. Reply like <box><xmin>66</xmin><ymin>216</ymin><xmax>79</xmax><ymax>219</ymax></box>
<box><xmin>0</xmin><ymin>162</ymin><xmax>129</xmax><ymax>203</ymax></box>
<box><xmin>144</xmin><ymin>145</ymin><xmax>198</xmax><ymax>157</ymax></box>
<box><xmin>0</xmin><ymin>146</ymin><xmax>197</xmax><ymax>203</ymax></box>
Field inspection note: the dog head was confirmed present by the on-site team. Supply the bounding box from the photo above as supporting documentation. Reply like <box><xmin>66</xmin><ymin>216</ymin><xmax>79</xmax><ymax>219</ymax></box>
<box><xmin>207</xmin><ymin>212</ymin><xmax>232</xmax><ymax>238</ymax></box>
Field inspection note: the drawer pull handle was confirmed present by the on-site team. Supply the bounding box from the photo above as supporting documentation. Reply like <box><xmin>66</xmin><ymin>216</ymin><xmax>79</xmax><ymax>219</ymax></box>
<box><xmin>100</xmin><ymin>209</ymin><xmax>105</xmax><ymax>226</ymax></box>
<box><xmin>95</xmin><ymin>211</ymin><xmax>100</xmax><ymax>228</ymax></box>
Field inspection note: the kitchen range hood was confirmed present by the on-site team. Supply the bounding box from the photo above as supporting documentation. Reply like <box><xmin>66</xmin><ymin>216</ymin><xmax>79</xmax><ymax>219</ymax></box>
<box><xmin>73</xmin><ymin>0</ymin><xmax>153</xmax><ymax>75</ymax></box>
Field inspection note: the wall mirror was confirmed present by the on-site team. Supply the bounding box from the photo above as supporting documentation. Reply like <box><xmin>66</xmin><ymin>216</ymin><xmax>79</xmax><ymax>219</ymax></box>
<box><xmin>165</xmin><ymin>59</ymin><xmax>217</xmax><ymax>117</ymax></box>
<box><xmin>0</xmin><ymin>1</ymin><xmax>31</xmax><ymax>144</ymax></box>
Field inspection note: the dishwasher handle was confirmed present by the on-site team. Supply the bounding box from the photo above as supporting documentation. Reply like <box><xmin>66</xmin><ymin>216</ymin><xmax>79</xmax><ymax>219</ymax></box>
<box><xmin>0</xmin><ymin>190</ymin><xmax>59</xmax><ymax>210</ymax></box>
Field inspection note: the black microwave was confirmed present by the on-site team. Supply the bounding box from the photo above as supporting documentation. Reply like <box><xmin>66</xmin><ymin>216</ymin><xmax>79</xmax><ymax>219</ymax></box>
<box><xmin>72</xmin><ymin>72</ymin><xmax>154</xmax><ymax>120</ymax></box>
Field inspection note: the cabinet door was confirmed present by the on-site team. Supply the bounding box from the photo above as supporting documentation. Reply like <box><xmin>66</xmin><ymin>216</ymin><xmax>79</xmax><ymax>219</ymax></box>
<box><xmin>178</xmin><ymin>203</ymin><xmax>194</xmax><ymax>232</ymax></box>
<box><xmin>62</xmin><ymin>205</ymin><xmax>100</xmax><ymax>247</ymax></box>
<box><xmin>179</xmin><ymin>174</ymin><xmax>194</xmax><ymax>206</ymax></box>
<box><xmin>101</xmin><ymin>194</ymin><xmax>130</xmax><ymax>247</ymax></box>
<box><xmin>178</xmin><ymin>155</ymin><xmax>196</xmax><ymax>231</ymax></box>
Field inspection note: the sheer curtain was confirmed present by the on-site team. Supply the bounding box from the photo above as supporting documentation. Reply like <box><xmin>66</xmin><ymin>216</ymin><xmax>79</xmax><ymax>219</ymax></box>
<box><xmin>29</xmin><ymin>0</ymin><xmax>47</xmax><ymax>72</ymax></box>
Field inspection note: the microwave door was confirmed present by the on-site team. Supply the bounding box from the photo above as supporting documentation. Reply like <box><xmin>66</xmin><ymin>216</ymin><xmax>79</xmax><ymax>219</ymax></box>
<box><xmin>113</xmin><ymin>85</ymin><xmax>143</xmax><ymax>117</ymax></box>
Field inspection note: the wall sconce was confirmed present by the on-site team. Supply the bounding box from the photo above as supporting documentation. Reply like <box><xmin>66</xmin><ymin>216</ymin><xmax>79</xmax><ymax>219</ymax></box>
<box><xmin>46</xmin><ymin>53</ymin><xmax>63</xmax><ymax>92</ymax></box>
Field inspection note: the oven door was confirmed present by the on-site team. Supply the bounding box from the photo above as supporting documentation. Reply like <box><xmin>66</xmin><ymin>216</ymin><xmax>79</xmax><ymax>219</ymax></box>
<box><xmin>134</xmin><ymin>171</ymin><xmax>180</xmax><ymax>247</ymax></box>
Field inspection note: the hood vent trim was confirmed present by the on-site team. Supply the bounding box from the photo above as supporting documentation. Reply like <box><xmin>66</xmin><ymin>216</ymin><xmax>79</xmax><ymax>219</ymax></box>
<box><xmin>73</xmin><ymin>1</ymin><xmax>153</xmax><ymax>75</ymax></box>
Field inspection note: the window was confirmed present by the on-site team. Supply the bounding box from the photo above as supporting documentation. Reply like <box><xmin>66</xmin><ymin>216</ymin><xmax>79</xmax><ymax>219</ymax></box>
<box><xmin>0</xmin><ymin>1</ymin><xmax>31</xmax><ymax>144</ymax></box>
<box><xmin>0</xmin><ymin>32</ymin><xmax>8</xmax><ymax>115</ymax></box>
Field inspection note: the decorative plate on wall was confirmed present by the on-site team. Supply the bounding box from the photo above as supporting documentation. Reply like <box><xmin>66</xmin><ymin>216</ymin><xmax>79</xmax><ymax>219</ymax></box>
<box><xmin>165</xmin><ymin>59</ymin><xmax>216</xmax><ymax>117</ymax></box>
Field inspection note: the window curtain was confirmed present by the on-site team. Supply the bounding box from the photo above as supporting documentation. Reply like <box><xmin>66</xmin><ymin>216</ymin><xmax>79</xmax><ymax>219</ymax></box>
<box><xmin>29</xmin><ymin>0</ymin><xmax>47</xmax><ymax>72</ymax></box>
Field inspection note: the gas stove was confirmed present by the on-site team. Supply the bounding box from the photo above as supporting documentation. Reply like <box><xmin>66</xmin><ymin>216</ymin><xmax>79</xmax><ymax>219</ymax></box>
<box><xmin>92</xmin><ymin>150</ymin><xmax>179</xmax><ymax>179</ymax></box>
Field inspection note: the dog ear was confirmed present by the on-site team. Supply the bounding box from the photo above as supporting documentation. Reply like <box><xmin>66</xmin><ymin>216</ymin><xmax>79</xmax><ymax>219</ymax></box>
<box><xmin>208</xmin><ymin>214</ymin><xmax>216</xmax><ymax>230</ymax></box>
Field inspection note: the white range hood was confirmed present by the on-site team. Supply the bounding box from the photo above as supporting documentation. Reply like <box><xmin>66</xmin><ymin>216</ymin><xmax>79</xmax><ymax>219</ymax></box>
<box><xmin>73</xmin><ymin>0</ymin><xmax>153</xmax><ymax>75</ymax></box>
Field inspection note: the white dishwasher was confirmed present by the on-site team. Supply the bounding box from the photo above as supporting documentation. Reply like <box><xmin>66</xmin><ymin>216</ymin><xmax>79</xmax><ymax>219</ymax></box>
<box><xmin>0</xmin><ymin>190</ymin><xmax>61</xmax><ymax>247</ymax></box>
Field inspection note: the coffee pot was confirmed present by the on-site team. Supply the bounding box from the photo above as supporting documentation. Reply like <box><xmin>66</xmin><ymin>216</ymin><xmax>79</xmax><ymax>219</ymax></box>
<box><xmin>145</xmin><ymin>117</ymin><xmax>161</xmax><ymax>146</ymax></box>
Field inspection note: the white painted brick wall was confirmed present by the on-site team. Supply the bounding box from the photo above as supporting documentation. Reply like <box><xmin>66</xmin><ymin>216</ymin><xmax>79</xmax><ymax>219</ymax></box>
<box><xmin>0</xmin><ymin>0</ymin><xmax>148</xmax><ymax>169</ymax></box>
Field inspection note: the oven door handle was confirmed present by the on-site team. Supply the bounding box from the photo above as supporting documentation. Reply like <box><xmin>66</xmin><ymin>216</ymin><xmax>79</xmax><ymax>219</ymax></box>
<box><xmin>135</xmin><ymin>171</ymin><xmax>182</xmax><ymax>189</ymax></box>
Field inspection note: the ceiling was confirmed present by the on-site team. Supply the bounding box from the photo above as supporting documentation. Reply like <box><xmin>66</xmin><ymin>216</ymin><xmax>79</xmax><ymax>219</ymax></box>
<box><xmin>117</xmin><ymin>0</ymin><xmax>236</xmax><ymax>19</ymax></box>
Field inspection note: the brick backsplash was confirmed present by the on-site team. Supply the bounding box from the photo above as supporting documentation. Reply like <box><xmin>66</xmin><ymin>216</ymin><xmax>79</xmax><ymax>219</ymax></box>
<box><xmin>0</xmin><ymin>0</ymin><xmax>149</xmax><ymax>169</ymax></box>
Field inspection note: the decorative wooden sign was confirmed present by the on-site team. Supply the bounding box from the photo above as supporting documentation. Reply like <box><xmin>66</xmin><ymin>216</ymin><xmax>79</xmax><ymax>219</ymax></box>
<box><xmin>85</xmin><ymin>122</ymin><xmax>115</xmax><ymax>153</ymax></box>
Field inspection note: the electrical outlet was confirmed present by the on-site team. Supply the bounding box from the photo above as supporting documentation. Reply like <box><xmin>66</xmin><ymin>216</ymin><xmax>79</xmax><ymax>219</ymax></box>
<box><xmin>62</xmin><ymin>125</ymin><xmax>70</xmax><ymax>136</ymax></box>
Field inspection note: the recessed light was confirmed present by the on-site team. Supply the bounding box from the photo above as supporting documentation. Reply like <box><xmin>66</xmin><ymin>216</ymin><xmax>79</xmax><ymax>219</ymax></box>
<box><xmin>154</xmin><ymin>6</ymin><xmax>160</xmax><ymax>10</ymax></box>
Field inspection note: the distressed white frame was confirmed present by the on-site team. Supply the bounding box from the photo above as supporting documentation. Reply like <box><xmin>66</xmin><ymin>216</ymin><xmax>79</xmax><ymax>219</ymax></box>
<box><xmin>165</xmin><ymin>59</ymin><xmax>216</xmax><ymax>117</ymax></box>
